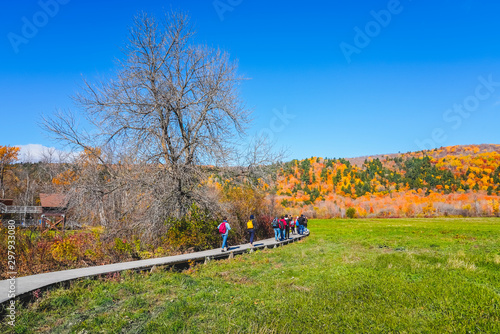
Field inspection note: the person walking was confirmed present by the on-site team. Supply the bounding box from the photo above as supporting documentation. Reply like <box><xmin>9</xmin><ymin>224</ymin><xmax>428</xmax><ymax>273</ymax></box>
<box><xmin>247</xmin><ymin>214</ymin><xmax>256</xmax><ymax>248</ymax></box>
<box><xmin>295</xmin><ymin>216</ymin><xmax>300</xmax><ymax>235</ymax></box>
<box><xmin>298</xmin><ymin>214</ymin><xmax>305</xmax><ymax>235</ymax></box>
<box><xmin>218</xmin><ymin>218</ymin><xmax>231</xmax><ymax>252</ymax></box>
<box><xmin>272</xmin><ymin>217</ymin><xmax>280</xmax><ymax>241</ymax></box>
<box><xmin>284</xmin><ymin>214</ymin><xmax>290</xmax><ymax>239</ymax></box>
<box><xmin>279</xmin><ymin>216</ymin><xmax>286</xmax><ymax>241</ymax></box>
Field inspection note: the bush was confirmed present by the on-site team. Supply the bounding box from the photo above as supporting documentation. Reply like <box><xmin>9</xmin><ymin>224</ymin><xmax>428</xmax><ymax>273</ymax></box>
<box><xmin>165</xmin><ymin>204</ymin><xmax>221</xmax><ymax>252</ymax></box>
<box><xmin>346</xmin><ymin>207</ymin><xmax>356</xmax><ymax>219</ymax></box>
<box><xmin>255</xmin><ymin>215</ymin><xmax>274</xmax><ymax>240</ymax></box>
<box><xmin>111</xmin><ymin>237</ymin><xmax>138</xmax><ymax>260</ymax></box>
<box><xmin>221</xmin><ymin>184</ymin><xmax>274</xmax><ymax>242</ymax></box>
<box><xmin>51</xmin><ymin>238</ymin><xmax>78</xmax><ymax>263</ymax></box>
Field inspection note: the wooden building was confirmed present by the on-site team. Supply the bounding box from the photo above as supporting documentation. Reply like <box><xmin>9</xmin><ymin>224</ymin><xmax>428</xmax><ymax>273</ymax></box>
<box><xmin>0</xmin><ymin>194</ymin><xmax>68</xmax><ymax>230</ymax></box>
<box><xmin>40</xmin><ymin>193</ymin><xmax>68</xmax><ymax>230</ymax></box>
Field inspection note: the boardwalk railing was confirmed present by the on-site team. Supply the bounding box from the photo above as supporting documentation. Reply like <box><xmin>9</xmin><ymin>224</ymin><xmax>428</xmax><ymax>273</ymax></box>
<box><xmin>0</xmin><ymin>233</ymin><xmax>308</xmax><ymax>305</ymax></box>
<box><xmin>0</xmin><ymin>204</ymin><xmax>42</xmax><ymax>214</ymax></box>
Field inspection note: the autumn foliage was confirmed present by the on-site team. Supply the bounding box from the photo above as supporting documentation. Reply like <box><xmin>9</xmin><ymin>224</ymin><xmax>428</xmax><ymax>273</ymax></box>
<box><xmin>2</xmin><ymin>144</ymin><xmax>500</xmax><ymax>278</ymax></box>
<box><xmin>0</xmin><ymin>145</ymin><xmax>20</xmax><ymax>198</ymax></box>
<box><xmin>271</xmin><ymin>144</ymin><xmax>500</xmax><ymax>218</ymax></box>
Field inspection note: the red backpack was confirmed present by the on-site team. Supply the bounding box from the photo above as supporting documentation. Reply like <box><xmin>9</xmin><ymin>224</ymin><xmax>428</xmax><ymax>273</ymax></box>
<box><xmin>219</xmin><ymin>222</ymin><xmax>227</xmax><ymax>234</ymax></box>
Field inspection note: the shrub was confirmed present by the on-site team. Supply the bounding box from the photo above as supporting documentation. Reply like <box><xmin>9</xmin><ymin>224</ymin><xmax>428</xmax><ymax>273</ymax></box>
<box><xmin>51</xmin><ymin>238</ymin><xmax>78</xmax><ymax>263</ymax></box>
<box><xmin>165</xmin><ymin>204</ymin><xmax>220</xmax><ymax>252</ymax></box>
<box><xmin>346</xmin><ymin>207</ymin><xmax>356</xmax><ymax>219</ymax></box>
<box><xmin>221</xmin><ymin>184</ymin><xmax>273</xmax><ymax>242</ymax></box>
<box><xmin>113</xmin><ymin>238</ymin><xmax>135</xmax><ymax>257</ymax></box>
<box><xmin>255</xmin><ymin>215</ymin><xmax>274</xmax><ymax>240</ymax></box>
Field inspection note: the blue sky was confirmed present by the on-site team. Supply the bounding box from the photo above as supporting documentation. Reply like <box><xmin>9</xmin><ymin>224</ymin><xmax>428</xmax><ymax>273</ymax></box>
<box><xmin>1</xmin><ymin>0</ymin><xmax>500</xmax><ymax>161</ymax></box>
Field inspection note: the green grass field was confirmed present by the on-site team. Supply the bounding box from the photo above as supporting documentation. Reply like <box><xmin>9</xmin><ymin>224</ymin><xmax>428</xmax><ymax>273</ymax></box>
<box><xmin>4</xmin><ymin>218</ymin><xmax>500</xmax><ymax>333</ymax></box>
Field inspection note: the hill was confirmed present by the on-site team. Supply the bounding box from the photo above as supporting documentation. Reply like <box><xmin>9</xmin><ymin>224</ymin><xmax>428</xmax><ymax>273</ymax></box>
<box><xmin>344</xmin><ymin>144</ymin><xmax>500</xmax><ymax>167</ymax></box>
<box><xmin>271</xmin><ymin>144</ymin><xmax>500</xmax><ymax>218</ymax></box>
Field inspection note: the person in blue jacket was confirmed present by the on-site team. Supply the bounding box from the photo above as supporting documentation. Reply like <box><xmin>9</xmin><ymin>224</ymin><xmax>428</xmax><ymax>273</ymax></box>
<box><xmin>272</xmin><ymin>217</ymin><xmax>280</xmax><ymax>241</ymax></box>
<box><xmin>296</xmin><ymin>215</ymin><xmax>302</xmax><ymax>235</ymax></box>
<box><xmin>217</xmin><ymin>218</ymin><xmax>231</xmax><ymax>252</ymax></box>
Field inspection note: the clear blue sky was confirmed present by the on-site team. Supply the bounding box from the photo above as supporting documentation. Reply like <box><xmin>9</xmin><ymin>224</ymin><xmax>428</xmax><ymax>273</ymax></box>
<box><xmin>1</xmin><ymin>0</ymin><xmax>500</xmax><ymax>160</ymax></box>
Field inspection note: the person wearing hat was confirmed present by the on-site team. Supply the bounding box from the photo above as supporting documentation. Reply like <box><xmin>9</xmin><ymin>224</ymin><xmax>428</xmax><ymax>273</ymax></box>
<box><xmin>247</xmin><ymin>214</ymin><xmax>256</xmax><ymax>248</ymax></box>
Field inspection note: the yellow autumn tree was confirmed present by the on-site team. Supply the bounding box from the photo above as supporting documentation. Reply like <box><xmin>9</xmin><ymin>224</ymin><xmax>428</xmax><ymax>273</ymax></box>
<box><xmin>0</xmin><ymin>146</ymin><xmax>20</xmax><ymax>198</ymax></box>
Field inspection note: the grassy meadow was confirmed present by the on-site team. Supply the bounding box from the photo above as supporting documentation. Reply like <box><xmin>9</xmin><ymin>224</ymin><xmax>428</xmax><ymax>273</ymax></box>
<box><xmin>4</xmin><ymin>218</ymin><xmax>500</xmax><ymax>333</ymax></box>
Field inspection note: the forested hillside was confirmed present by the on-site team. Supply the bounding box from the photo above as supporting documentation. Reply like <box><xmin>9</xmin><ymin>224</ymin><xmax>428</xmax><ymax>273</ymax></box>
<box><xmin>271</xmin><ymin>144</ymin><xmax>500</xmax><ymax>218</ymax></box>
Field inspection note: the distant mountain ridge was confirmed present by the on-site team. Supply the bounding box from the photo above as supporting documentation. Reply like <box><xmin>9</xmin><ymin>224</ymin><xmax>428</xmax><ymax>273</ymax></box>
<box><xmin>344</xmin><ymin>144</ymin><xmax>500</xmax><ymax>167</ymax></box>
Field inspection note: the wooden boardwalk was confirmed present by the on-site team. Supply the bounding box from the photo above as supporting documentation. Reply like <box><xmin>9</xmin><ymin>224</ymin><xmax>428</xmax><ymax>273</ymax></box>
<box><xmin>0</xmin><ymin>233</ymin><xmax>308</xmax><ymax>305</ymax></box>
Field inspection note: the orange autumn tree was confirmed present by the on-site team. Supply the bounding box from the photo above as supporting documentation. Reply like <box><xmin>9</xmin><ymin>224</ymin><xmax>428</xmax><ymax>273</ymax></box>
<box><xmin>0</xmin><ymin>146</ymin><xmax>20</xmax><ymax>198</ymax></box>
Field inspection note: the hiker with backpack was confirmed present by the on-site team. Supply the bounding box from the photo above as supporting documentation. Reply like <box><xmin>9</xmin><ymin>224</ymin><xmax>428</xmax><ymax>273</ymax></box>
<box><xmin>298</xmin><ymin>214</ymin><xmax>305</xmax><ymax>235</ymax></box>
<box><xmin>272</xmin><ymin>217</ymin><xmax>280</xmax><ymax>241</ymax></box>
<box><xmin>218</xmin><ymin>218</ymin><xmax>231</xmax><ymax>252</ymax></box>
<box><xmin>290</xmin><ymin>216</ymin><xmax>296</xmax><ymax>235</ymax></box>
<box><xmin>279</xmin><ymin>216</ymin><xmax>286</xmax><ymax>241</ymax></box>
<box><xmin>284</xmin><ymin>214</ymin><xmax>291</xmax><ymax>239</ymax></box>
<box><xmin>247</xmin><ymin>214</ymin><xmax>256</xmax><ymax>248</ymax></box>
<box><xmin>298</xmin><ymin>214</ymin><xmax>308</xmax><ymax>234</ymax></box>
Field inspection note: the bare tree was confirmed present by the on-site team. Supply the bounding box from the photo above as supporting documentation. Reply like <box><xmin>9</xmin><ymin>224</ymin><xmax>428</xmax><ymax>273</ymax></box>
<box><xmin>42</xmin><ymin>11</ymin><xmax>254</xmax><ymax>236</ymax></box>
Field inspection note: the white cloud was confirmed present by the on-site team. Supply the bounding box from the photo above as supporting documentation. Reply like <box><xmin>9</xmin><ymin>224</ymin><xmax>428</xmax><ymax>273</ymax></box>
<box><xmin>18</xmin><ymin>144</ymin><xmax>75</xmax><ymax>163</ymax></box>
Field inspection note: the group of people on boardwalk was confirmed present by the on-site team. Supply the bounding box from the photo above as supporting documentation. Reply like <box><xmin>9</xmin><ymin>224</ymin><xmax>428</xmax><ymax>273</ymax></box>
<box><xmin>217</xmin><ymin>214</ymin><xmax>308</xmax><ymax>252</ymax></box>
<box><xmin>271</xmin><ymin>214</ymin><xmax>308</xmax><ymax>242</ymax></box>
